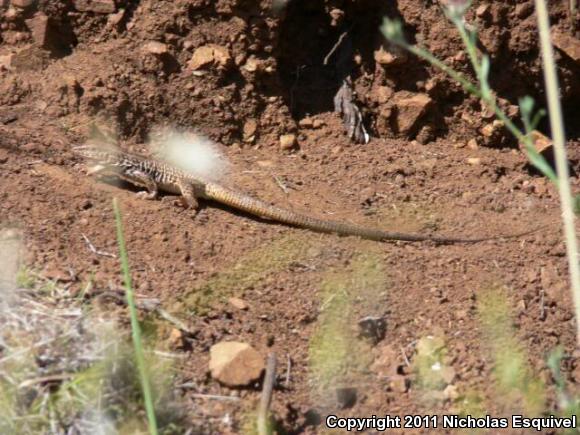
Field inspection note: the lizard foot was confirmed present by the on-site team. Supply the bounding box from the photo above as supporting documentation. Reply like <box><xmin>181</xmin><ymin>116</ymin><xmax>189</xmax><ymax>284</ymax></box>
<box><xmin>135</xmin><ymin>191</ymin><xmax>158</xmax><ymax>200</ymax></box>
<box><xmin>178</xmin><ymin>195</ymin><xmax>199</xmax><ymax>212</ymax></box>
<box><xmin>162</xmin><ymin>195</ymin><xmax>199</xmax><ymax>215</ymax></box>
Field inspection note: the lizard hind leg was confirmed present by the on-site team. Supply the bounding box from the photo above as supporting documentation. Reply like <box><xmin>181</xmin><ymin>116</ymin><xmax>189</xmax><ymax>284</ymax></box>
<box><xmin>176</xmin><ymin>179</ymin><xmax>200</xmax><ymax>213</ymax></box>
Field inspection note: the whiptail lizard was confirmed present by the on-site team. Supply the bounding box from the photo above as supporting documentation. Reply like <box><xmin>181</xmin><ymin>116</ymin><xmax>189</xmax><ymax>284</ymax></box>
<box><xmin>73</xmin><ymin>145</ymin><xmax>539</xmax><ymax>244</ymax></box>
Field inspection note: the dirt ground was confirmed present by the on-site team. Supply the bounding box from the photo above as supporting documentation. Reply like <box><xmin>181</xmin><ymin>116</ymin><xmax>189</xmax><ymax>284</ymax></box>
<box><xmin>1</xmin><ymin>0</ymin><xmax>580</xmax><ymax>434</ymax></box>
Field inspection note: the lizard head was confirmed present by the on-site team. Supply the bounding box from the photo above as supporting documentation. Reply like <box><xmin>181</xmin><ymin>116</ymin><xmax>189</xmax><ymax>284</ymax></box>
<box><xmin>72</xmin><ymin>145</ymin><xmax>121</xmax><ymax>163</ymax></box>
<box><xmin>72</xmin><ymin>144</ymin><xmax>127</xmax><ymax>176</ymax></box>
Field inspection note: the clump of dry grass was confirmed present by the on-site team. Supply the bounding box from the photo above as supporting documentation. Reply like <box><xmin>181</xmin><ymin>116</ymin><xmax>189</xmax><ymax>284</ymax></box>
<box><xmin>0</xmin><ymin>228</ymin><xmax>188</xmax><ymax>434</ymax></box>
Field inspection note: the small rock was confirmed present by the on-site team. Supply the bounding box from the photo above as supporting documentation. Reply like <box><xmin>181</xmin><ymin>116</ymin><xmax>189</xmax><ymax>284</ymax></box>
<box><xmin>521</xmin><ymin>130</ymin><xmax>552</xmax><ymax>154</ymax></box>
<box><xmin>312</xmin><ymin>119</ymin><xmax>325</xmax><ymax>129</ymax></box>
<box><xmin>142</xmin><ymin>41</ymin><xmax>168</xmax><ymax>55</ymax></box>
<box><xmin>4</xmin><ymin>6</ymin><xmax>19</xmax><ymax>20</ymax></box>
<box><xmin>481</xmin><ymin>123</ymin><xmax>494</xmax><ymax>137</ymax></box>
<box><xmin>374</xmin><ymin>45</ymin><xmax>404</xmax><ymax>65</ymax></box>
<box><xmin>514</xmin><ymin>2</ymin><xmax>533</xmax><ymax>19</ymax></box>
<box><xmin>209</xmin><ymin>341</ymin><xmax>264</xmax><ymax>387</ymax></box>
<box><xmin>73</xmin><ymin>0</ymin><xmax>116</xmax><ymax>13</ymax></box>
<box><xmin>415</xmin><ymin>125</ymin><xmax>434</xmax><ymax>144</ymax></box>
<box><xmin>234</xmin><ymin>53</ymin><xmax>246</xmax><ymax>66</ymax></box>
<box><xmin>242</xmin><ymin>119</ymin><xmax>258</xmax><ymax>143</ymax></box>
<box><xmin>279</xmin><ymin>133</ymin><xmax>297</xmax><ymax>150</ymax></box>
<box><xmin>467</xmin><ymin>157</ymin><xmax>481</xmax><ymax>165</ymax></box>
<box><xmin>506</xmin><ymin>104</ymin><xmax>519</xmax><ymax>118</ymax></box>
<box><xmin>467</xmin><ymin>138</ymin><xmax>478</xmax><ymax>149</ymax></box>
<box><xmin>453</xmin><ymin>51</ymin><xmax>466</xmax><ymax>62</ymax></box>
<box><xmin>328</xmin><ymin>8</ymin><xmax>344</xmax><ymax>27</ymax></box>
<box><xmin>228</xmin><ymin>297</ymin><xmax>249</xmax><ymax>310</ymax></box>
<box><xmin>481</xmin><ymin>104</ymin><xmax>495</xmax><ymax>120</ymax></box>
<box><xmin>188</xmin><ymin>44</ymin><xmax>232</xmax><ymax>71</ymax></box>
<box><xmin>331</xmin><ymin>145</ymin><xmax>342</xmax><ymax>154</ymax></box>
<box><xmin>298</xmin><ymin>117</ymin><xmax>313</xmax><ymax>128</ymax></box>
<box><xmin>107</xmin><ymin>8</ymin><xmax>125</xmax><ymax>26</ymax></box>
<box><xmin>476</xmin><ymin>4</ymin><xmax>491</xmax><ymax>19</ymax></box>
<box><xmin>167</xmin><ymin>328</ymin><xmax>184</xmax><ymax>349</ymax></box>
<box><xmin>425</xmin><ymin>78</ymin><xmax>439</xmax><ymax>92</ymax></box>
<box><xmin>481</xmin><ymin>120</ymin><xmax>504</xmax><ymax>137</ymax></box>
<box><xmin>243</xmin><ymin>55</ymin><xmax>262</xmax><ymax>73</ymax></box>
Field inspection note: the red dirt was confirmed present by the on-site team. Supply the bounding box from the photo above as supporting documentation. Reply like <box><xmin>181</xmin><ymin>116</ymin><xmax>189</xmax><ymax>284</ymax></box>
<box><xmin>1</xmin><ymin>0</ymin><xmax>580</xmax><ymax>433</ymax></box>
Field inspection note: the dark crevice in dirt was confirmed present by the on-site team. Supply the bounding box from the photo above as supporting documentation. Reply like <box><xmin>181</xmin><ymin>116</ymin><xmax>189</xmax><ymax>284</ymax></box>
<box><xmin>277</xmin><ymin>0</ymin><xmax>383</xmax><ymax>120</ymax></box>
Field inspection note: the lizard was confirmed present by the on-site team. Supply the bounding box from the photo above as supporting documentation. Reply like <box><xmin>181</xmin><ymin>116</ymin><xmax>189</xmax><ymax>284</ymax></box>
<box><xmin>73</xmin><ymin>145</ymin><xmax>540</xmax><ymax>244</ymax></box>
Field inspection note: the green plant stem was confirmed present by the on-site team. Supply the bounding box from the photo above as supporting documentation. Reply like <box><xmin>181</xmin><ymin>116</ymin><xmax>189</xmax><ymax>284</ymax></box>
<box><xmin>534</xmin><ymin>0</ymin><xmax>580</xmax><ymax>347</ymax></box>
<box><xmin>391</xmin><ymin>29</ymin><xmax>557</xmax><ymax>182</ymax></box>
<box><xmin>113</xmin><ymin>198</ymin><xmax>159</xmax><ymax>434</ymax></box>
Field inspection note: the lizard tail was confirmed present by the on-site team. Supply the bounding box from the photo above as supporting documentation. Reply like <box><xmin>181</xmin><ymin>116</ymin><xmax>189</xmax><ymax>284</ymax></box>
<box><xmin>200</xmin><ymin>182</ymin><xmax>516</xmax><ymax>243</ymax></box>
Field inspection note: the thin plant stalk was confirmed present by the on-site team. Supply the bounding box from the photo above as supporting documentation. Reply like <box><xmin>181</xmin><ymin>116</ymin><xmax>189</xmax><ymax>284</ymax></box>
<box><xmin>382</xmin><ymin>4</ymin><xmax>580</xmax><ymax>345</ymax></box>
<box><xmin>382</xmin><ymin>18</ymin><xmax>557</xmax><ymax>182</ymax></box>
<box><xmin>534</xmin><ymin>0</ymin><xmax>580</xmax><ymax>346</ymax></box>
<box><xmin>113</xmin><ymin>198</ymin><xmax>159</xmax><ymax>434</ymax></box>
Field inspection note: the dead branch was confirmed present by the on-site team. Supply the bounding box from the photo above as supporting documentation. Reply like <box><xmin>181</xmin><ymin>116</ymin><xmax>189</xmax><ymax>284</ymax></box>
<box><xmin>257</xmin><ymin>352</ymin><xmax>277</xmax><ymax>435</ymax></box>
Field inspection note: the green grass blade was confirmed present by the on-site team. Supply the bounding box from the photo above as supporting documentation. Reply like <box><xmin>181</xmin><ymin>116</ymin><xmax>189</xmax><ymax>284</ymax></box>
<box><xmin>113</xmin><ymin>198</ymin><xmax>159</xmax><ymax>435</ymax></box>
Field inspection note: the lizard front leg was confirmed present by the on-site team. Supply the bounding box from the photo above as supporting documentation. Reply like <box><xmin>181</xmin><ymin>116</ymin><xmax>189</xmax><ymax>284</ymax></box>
<box><xmin>122</xmin><ymin>169</ymin><xmax>159</xmax><ymax>200</ymax></box>
<box><xmin>176</xmin><ymin>178</ymin><xmax>199</xmax><ymax>212</ymax></box>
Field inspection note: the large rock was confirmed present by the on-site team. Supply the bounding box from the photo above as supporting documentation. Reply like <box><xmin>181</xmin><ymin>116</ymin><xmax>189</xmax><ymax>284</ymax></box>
<box><xmin>25</xmin><ymin>13</ymin><xmax>50</xmax><ymax>48</ymax></box>
<box><xmin>552</xmin><ymin>30</ymin><xmax>580</xmax><ymax>63</ymax></box>
<box><xmin>393</xmin><ymin>92</ymin><xmax>432</xmax><ymax>135</ymax></box>
<box><xmin>209</xmin><ymin>342</ymin><xmax>264</xmax><ymax>387</ymax></box>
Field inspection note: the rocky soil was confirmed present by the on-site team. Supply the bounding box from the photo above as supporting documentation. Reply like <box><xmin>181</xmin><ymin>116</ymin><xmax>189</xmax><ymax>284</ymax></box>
<box><xmin>1</xmin><ymin>0</ymin><xmax>580</xmax><ymax>433</ymax></box>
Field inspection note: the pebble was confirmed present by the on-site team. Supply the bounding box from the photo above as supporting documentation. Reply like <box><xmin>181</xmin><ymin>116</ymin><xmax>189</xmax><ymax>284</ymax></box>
<box><xmin>209</xmin><ymin>341</ymin><xmax>264</xmax><ymax>387</ymax></box>
<box><xmin>142</xmin><ymin>41</ymin><xmax>168</xmax><ymax>55</ymax></box>
<box><xmin>167</xmin><ymin>328</ymin><xmax>185</xmax><ymax>349</ymax></box>
<box><xmin>228</xmin><ymin>297</ymin><xmax>249</xmax><ymax>310</ymax></box>
<box><xmin>279</xmin><ymin>134</ymin><xmax>297</xmax><ymax>150</ymax></box>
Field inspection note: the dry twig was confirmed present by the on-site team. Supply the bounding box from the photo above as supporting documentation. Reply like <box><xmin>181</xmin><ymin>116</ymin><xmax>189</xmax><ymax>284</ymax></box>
<box><xmin>81</xmin><ymin>233</ymin><xmax>116</xmax><ymax>258</ymax></box>
<box><xmin>257</xmin><ymin>353</ymin><xmax>277</xmax><ymax>435</ymax></box>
